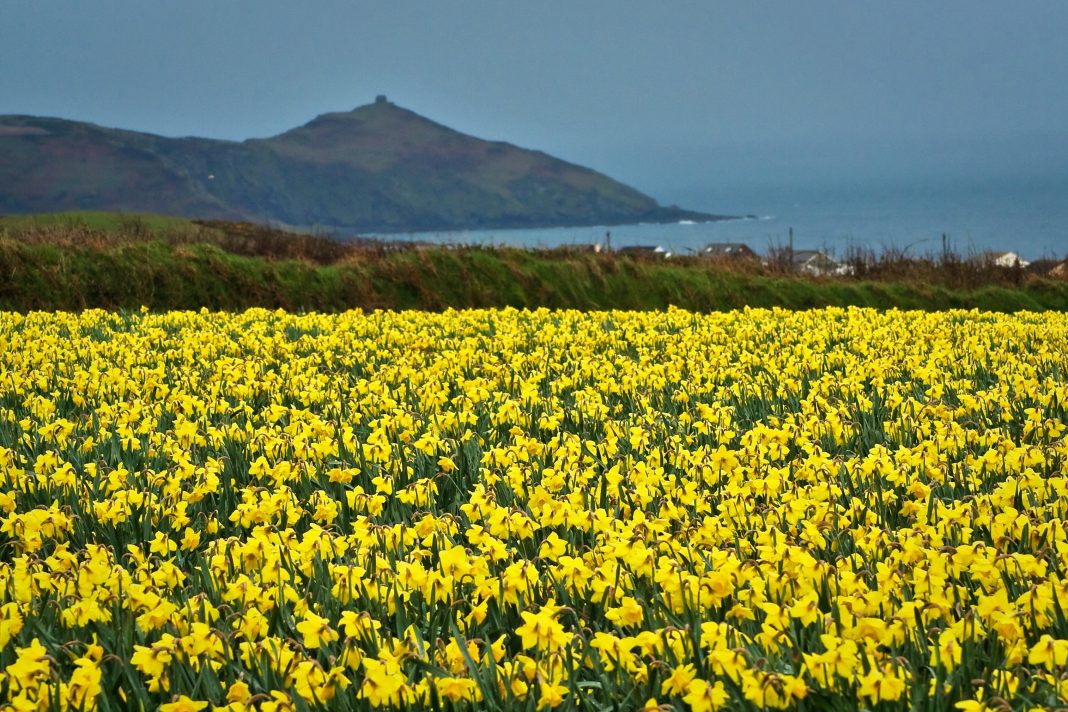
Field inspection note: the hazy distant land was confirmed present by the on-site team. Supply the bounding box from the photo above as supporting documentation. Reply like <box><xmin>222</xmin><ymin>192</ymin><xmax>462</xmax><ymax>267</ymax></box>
<box><xmin>0</xmin><ymin>98</ymin><xmax>727</xmax><ymax>234</ymax></box>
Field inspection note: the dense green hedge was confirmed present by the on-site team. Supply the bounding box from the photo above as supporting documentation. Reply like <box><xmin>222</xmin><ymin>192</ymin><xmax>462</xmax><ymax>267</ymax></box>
<box><xmin>1</xmin><ymin>238</ymin><xmax>1067</xmax><ymax>312</ymax></box>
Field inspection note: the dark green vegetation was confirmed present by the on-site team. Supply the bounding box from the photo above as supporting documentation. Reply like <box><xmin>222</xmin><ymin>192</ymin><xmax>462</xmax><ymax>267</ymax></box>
<box><xmin>1</xmin><ymin>212</ymin><xmax>1066</xmax><ymax>313</ymax></box>
<box><xmin>0</xmin><ymin>100</ymin><xmax>721</xmax><ymax>232</ymax></box>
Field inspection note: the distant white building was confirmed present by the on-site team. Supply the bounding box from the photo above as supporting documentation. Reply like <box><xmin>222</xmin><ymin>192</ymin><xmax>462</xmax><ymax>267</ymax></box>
<box><xmin>791</xmin><ymin>249</ymin><xmax>852</xmax><ymax>277</ymax></box>
<box><xmin>981</xmin><ymin>251</ymin><xmax>1030</xmax><ymax>268</ymax></box>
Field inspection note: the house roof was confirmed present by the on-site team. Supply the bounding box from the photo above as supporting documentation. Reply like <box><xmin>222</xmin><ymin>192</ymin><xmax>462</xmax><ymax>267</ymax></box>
<box><xmin>977</xmin><ymin>250</ymin><xmax>1031</xmax><ymax>267</ymax></box>
<box><xmin>704</xmin><ymin>242</ymin><xmax>757</xmax><ymax>256</ymax></box>
<box><xmin>704</xmin><ymin>242</ymin><xmax>749</xmax><ymax>249</ymax></box>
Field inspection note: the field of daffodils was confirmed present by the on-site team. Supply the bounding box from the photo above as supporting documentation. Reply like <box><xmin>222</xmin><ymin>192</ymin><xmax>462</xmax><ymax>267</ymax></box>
<box><xmin>1</xmin><ymin>307</ymin><xmax>1067</xmax><ymax>711</ymax></box>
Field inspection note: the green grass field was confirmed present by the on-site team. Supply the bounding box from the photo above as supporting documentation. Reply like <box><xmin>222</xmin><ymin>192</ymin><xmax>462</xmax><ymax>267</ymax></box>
<box><xmin>0</xmin><ymin>211</ymin><xmax>196</xmax><ymax>233</ymax></box>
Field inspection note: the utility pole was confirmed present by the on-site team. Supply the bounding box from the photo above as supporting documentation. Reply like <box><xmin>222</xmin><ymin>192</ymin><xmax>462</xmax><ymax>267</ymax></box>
<box><xmin>788</xmin><ymin>227</ymin><xmax>794</xmax><ymax>270</ymax></box>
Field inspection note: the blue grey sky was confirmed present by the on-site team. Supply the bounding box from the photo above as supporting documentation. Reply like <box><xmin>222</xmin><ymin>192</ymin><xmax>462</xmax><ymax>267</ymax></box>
<box><xmin>3</xmin><ymin>1</ymin><xmax>1067</xmax><ymax>200</ymax></box>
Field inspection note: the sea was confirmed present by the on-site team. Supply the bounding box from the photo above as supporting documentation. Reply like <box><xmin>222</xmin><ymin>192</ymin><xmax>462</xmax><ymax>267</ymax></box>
<box><xmin>370</xmin><ymin>175</ymin><xmax>1068</xmax><ymax>261</ymax></box>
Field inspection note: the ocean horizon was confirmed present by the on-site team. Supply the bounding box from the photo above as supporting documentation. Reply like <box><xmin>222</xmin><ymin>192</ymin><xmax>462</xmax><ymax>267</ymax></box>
<box><xmin>370</xmin><ymin>174</ymin><xmax>1067</xmax><ymax>261</ymax></box>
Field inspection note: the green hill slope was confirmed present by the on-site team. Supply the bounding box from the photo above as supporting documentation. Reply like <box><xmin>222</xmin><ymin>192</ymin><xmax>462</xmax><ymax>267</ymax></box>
<box><xmin>0</xmin><ymin>100</ymin><xmax>726</xmax><ymax>233</ymax></box>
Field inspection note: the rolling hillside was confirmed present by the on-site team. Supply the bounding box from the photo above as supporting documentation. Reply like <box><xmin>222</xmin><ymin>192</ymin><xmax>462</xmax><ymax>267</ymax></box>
<box><xmin>0</xmin><ymin>99</ymin><xmax>726</xmax><ymax>233</ymax></box>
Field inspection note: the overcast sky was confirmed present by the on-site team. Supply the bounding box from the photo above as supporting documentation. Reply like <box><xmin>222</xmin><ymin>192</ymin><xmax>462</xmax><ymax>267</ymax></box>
<box><xmin>3</xmin><ymin>1</ymin><xmax>1066</xmax><ymax>199</ymax></box>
